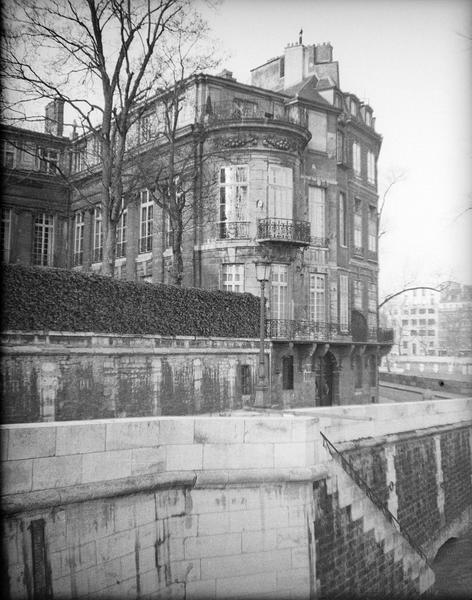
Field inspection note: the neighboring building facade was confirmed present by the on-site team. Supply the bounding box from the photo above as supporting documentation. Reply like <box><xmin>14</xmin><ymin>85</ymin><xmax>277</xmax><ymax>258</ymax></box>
<box><xmin>1</xmin><ymin>39</ymin><xmax>393</xmax><ymax>406</ymax></box>
<box><xmin>438</xmin><ymin>282</ymin><xmax>472</xmax><ymax>356</ymax></box>
<box><xmin>381</xmin><ymin>288</ymin><xmax>440</xmax><ymax>356</ymax></box>
<box><xmin>381</xmin><ymin>282</ymin><xmax>472</xmax><ymax>358</ymax></box>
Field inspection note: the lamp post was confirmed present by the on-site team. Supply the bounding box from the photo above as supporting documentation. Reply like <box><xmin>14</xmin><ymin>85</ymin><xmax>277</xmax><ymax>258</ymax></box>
<box><xmin>254</xmin><ymin>259</ymin><xmax>271</xmax><ymax>408</ymax></box>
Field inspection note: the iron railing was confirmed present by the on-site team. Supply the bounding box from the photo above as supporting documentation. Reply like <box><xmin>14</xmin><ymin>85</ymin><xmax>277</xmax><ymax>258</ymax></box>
<box><xmin>217</xmin><ymin>221</ymin><xmax>250</xmax><ymax>240</ymax></box>
<box><xmin>378</xmin><ymin>327</ymin><xmax>395</xmax><ymax>343</ymax></box>
<box><xmin>310</xmin><ymin>236</ymin><xmax>329</xmax><ymax>248</ymax></box>
<box><xmin>320</xmin><ymin>432</ymin><xmax>431</xmax><ymax>567</ymax></box>
<box><xmin>200</xmin><ymin>101</ymin><xmax>308</xmax><ymax>128</ymax></box>
<box><xmin>257</xmin><ymin>218</ymin><xmax>310</xmax><ymax>245</ymax></box>
<box><xmin>267</xmin><ymin>319</ymin><xmax>351</xmax><ymax>341</ymax></box>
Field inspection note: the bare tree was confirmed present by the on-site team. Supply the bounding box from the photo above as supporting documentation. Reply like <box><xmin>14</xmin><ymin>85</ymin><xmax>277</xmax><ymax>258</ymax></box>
<box><xmin>2</xmin><ymin>0</ymin><xmax>210</xmax><ymax>276</ymax></box>
<box><xmin>377</xmin><ymin>168</ymin><xmax>407</xmax><ymax>239</ymax></box>
<box><xmin>127</xmin><ymin>13</ymin><xmax>220</xmax><ymax>285</ymax></box>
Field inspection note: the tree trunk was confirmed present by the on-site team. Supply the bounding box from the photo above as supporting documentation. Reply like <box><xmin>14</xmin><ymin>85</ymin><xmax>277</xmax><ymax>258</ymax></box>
<box><xmin>171</xmin><ymin>223</ymin><xmax>184</xmax><ymax>286</ymax></box>
<box><xmin>101</xmin><ymin>214</ymin><xmax>117</xmax><ymax>277</ymax></box>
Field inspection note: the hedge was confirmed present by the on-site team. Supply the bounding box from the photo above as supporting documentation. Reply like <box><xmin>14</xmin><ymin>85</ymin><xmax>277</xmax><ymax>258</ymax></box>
<box><xmin>1</xmin><ymin>264</ymin><xmax>260</xmax><ymax>338</ymax></box>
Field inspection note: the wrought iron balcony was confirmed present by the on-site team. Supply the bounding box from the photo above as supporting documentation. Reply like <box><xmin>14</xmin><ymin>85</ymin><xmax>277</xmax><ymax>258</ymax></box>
<box><xmin>310</xmin><ymin>236</ymin><xmax>329</xmax><ymax>248</ymax></box>
<box><xmin>257</xmin><ymin>218</ymin><xmax>310</xmax><ymax>246</ymax></box>
<box><xmin>266</xmin><ymin>319</ymin><xmax>351</xmax><ymax>341</ymax></box>
<box><xmin>200</xmin><ymin>101</ymin><xmax>308</xmax><ymax>128</ymax></box>
<box><xmin>378</xmin><ymin>327</ymin><xmax>394</xmax><ymax>343</ymax></box>
<box><xmin>217</xmin><ymin>221</ymin><xmax>250</xmax><ymax>240</ymax></box>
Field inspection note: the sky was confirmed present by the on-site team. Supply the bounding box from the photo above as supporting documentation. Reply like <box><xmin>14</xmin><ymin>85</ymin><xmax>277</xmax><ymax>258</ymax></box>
<box><xmin>200</xmin><ymin>0</ymin><xmax>472</xmax><ymax>298</ymax></box>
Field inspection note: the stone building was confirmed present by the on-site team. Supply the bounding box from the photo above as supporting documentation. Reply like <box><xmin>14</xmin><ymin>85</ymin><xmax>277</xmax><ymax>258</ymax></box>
<box><xmin>381</xmin><ymin>282</ymin><xmax>472</xmax><ymax>358</ymax></box>
<box><xmin>381</xmin><ymin>288</ymin><xmax>441</xmax><ymax>357</ymax></box>
<box><xmin>1</xmin><ymin>39</ymin><xmax>393</xmax><ymax>406</ymax></box>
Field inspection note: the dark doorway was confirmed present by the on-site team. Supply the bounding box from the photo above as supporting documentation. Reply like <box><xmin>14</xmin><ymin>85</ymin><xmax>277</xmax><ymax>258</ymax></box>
<box><xmin>313</xmin><ymin>351</ymin><xmax>336</xmax><ymax>406</ymax></box>
<box><xmin>282</xmin><ymin>355</ymin><xmax>294</xmax><ymax>390</ymax></box>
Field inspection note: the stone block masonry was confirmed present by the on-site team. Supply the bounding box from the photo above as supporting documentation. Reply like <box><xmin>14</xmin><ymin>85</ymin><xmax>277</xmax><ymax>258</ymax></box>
<box><xmin>1</xmin><ymin>332</ymin><xmax>262</xmax><ymax>422</ymax></box>
<box><xmin>2</xmin><ymin>400</ymin><xmax>471</xmax><ymax>599</ymax></box>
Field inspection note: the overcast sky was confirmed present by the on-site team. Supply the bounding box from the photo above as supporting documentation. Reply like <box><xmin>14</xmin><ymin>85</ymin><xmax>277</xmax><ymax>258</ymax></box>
<box><xmin>201</xmin><ymin>0</ymin><xmax>472</xmax><ymax>297</ymax></box>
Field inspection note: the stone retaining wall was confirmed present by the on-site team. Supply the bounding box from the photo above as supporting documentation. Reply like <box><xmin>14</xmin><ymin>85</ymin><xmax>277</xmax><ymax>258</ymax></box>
<box><xmin>2</xmin><ymin>400</ymin><xmax>471</xmax><ymax>599</ymax></box>
<box><xmin>1</xmin><ymin>332</ymin><xmax>262</xmax><ymax>423</ymax></box>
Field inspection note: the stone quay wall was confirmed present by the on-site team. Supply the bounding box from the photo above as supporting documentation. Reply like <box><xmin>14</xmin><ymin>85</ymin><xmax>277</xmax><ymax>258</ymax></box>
<box><xmin>2</xmin><ymin>399</ymin><xmax>471</xmax><ymax>599</ymax></box>
<box><xmin>1</xmin><ymin>332</ymin><xmax>262</xmax><ymax>423</ymax></box>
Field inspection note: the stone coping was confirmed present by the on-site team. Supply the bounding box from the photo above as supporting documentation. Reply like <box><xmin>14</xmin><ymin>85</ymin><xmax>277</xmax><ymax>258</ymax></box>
<box><xmin>1</xmin><ymin>466</ymin><xmax>328</xmax><ymax>515</ymax></box>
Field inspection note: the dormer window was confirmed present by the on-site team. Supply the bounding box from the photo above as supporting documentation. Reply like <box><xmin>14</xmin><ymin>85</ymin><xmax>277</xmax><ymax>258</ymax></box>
<box><xmin>350</xmin><ymin>99</ymin><xmax>358</xmax><ymax>117</ymax></box>
<box><xmin>334</xmin><ymin>94</ymin><xmax>342</xmax><ymax>109</ymax></box>
<box><xmin>365</xmin><ymin>110</ymin><xmax>372</xmax><ymax>127</ymax></box>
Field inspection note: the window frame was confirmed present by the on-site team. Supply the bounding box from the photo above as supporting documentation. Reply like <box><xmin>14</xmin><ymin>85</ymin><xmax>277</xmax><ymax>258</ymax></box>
<box><xmin>32</xmin><ymin>213</ymin><xmax>54</xmax><ymax>266</ymax></box>
<box><xmin>1</xmin><ymin>207</ymin><xmax>12</xmax><ymax>263</ymax></box>
<box><xmin>139</xmin><ymin>189</ymin><xmax>153</xmax><ymax>253</ymax></box>
<box><xmin>73</xmin><ymin>211</ymin><xmax>85</xmax><ymax>266</ymax></box>
<box><xmin>352</xmin><ymin>141</ymin><xmax>361</xmax><ymax>176</ymax></box>
<box><xmin>221</xmin><ymin>263</ymin><xmax>245</xmax><ymax>293</ymax></box>
<box><xmin>92</xmin><ymin>206</ymin><xmax>103</xmax><ymax>263</ymax></box>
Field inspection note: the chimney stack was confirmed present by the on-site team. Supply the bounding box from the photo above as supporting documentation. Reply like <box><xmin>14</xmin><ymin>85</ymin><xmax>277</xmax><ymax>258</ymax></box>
<box><xmin>45</xmin><ymin>99</ymin><xmax>64</xmax><ymax>136</ymax></box>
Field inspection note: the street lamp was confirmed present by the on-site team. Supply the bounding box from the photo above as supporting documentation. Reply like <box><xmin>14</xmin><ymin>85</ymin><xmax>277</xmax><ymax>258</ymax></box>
<box><xmin>254</xmin><ymin>259</ymin><xmax>271</xmax><ymax>407</ymax></box>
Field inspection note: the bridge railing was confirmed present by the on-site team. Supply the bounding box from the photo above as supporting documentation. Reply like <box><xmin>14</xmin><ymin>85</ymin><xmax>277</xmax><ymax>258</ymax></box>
<box><xmin>320</xmin><ymin>431</ymin><xmax>431</xmax><ymax>567</ymax></box>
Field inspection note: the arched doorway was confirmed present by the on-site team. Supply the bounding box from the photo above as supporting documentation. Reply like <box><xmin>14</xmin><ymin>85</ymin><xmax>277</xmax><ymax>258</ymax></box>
<box><xmin>313</xmin><ymin>351</ymin><xmax>337</xmax><ymax>406</ymax></box>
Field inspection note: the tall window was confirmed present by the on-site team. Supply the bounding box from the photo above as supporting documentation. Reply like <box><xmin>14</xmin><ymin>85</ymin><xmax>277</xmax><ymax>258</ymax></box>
<box><xmin>352</xmin><ymin>141</ymin><xmax>361</xmax><ymax>176</ymax></box>
<box><xmin>73</xmin><ymin>147</ymin><xmax>86</xmax><ymax>172</ymax></box>
<box><xmin>1</xmin><ymin>208</ymin><xmax>12</xmax><ymax>262</ymax></box>
<box><xmin>271</xmin><ymin>264</ymin><xmax>288</xmax><ymax>320</ymax></box>
<box><xmin>355</xmin><ymin>355</ymin><xmax>363</xmax><ymax>388</ymax></box>
<box><xmin>367</xmin><ymin>151</ymin><xmax>376</xmax><ymax>184</ymax></box>
<box><xmin>354</xmin><ymin>198</ymin><xmax>363</xmax><ymax>251</ymax></box>
<box><xmin>368</xmin><ymin>282</ymin><xmax>377</xmax><ymax>331</ymax></box>
<box><xmin>308</xmin><ymin>186</ymin><xmax>325</xmax><ymax>244</ymax></box>
<box><xmin>73</xmin><ymin>211</ymin><xmax>84</xmax><ymax>266</ymax></box>
<box><xmin>164</xmin><ymin>212</ymin><xmax>173</xmax><ymax>248</ymax></box>
<box><xmin>140</xmin><ymin>114</ymin><xmax>152</xmax><ymax>143</ymax></box>
<box><xmin>116</xmin><ymin>203</ymin><xmax>127</xmax><ymax>258</ymax></box>
<box><xmin>222</xmin><ymin>264</ymin><xmax>244</xmax><ymax>293</ymax></box>
<box><xmin>268</xmin><ymin>165</ymin><xmax>293</xmax><ymax>219</ymax></box>
<box><xmin>93</xmin><ymin>207</ymin><xmax>103</xmax><ymax>262</ymax></box>
<box><xmin>309</xmin><ymin>273</ymin><xmax>326</xmax><ymax>323</ymax></box>
<box><xmin>336</xmin><ymin>131</ymin><xmax>345</xmax><ymax>164</ymax></box>
<box><xmin>353</xmin><ymin>280</ymin><xmax>363</xmax><ymax>310</ymax></box>
<box><xmin>32</xmin><ymin>213</ymin><xmax>54</xmax><ymax>266</ymax></box>
<box><xmin>1</xmin><ymin>141</ymin><xmax>15</xmax><ymax>168</ymax></box>
<box><xmin>368</xmin><ymin>206</ymin><xmax>377</xmax><ymax>253</ymax></box>
<box><xmin>239</xmin><ymin>364</ymin><xmax>252</xmax><ymax>395</ymax></box>
<box><xmin>139</xmin><ymin>189</ymin><xmax>153</xmax><ymax>253</ymax></box>
<box><xmin>339</xmin><ymin>274</ymin><xmax>349</xmax><ymax>332</ymax></box>
<box><xmin>219</xmin><ymin>166</ymin><xmax>248</xmax><ymax>238</ymax></box>
<box><xmin>37</xmin><ymin>148</ymin><xmax>59</xmax><ymax>174</ymax></box>
<box><xmin>339</xmin><ymin>192</ymin><xmax>347</xmax><ymax>246</ymax></box>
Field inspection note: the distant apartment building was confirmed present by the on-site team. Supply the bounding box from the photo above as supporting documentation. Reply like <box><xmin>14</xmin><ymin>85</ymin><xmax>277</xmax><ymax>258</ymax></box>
<box><xmin>381</xmin><ymin>283</ymin><xmax>472</xmax><ymax>357</ymax></box>
<box><xmin>1</xmin><ymin>38</ymin><xmax>393</xmax><ymax>406</ymax></box>
<box><xmin>438</xmin><ymin>282</ymin><xmax>472</xmax><ymax>356</ymax></box>
<box><xmin>381</xmin><ymin>288</ymin><xmax>440</xmax><ymax>356</ymax></box>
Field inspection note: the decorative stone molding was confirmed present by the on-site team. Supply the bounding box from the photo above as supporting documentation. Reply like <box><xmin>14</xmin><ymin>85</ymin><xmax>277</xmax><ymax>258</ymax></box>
<box><xmin>262</xmin><ymin>135</ymin><xmax>299</xmax><ymax>152</ymax></box>
<box><xmin>214</xmin><ymin>135</ymin><xmax>258</xmax><ymax>149</ymax></box>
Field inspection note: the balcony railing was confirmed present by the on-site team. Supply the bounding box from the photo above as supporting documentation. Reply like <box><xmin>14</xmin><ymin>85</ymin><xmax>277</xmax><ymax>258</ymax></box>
<box><xmin>217</xmin><ymin>221</ymin><xmax>250</xmax><ymax>240</ymax></box>
<box><xmin>267</xmin><ymin>319</ymin><xmax>351</xmax><ymax>341</ymax></box>
<box><xmin>257</xmin><ymin>218</ymin><xmax>310</xmax><ymax>245</ymax></box>
<box><xmin>310</xmin><ymin>236</ymin><xmax>329</xmax><ymax>248</ymax></box>
<box><xmin>200</xmin><ymin>101</ymin><xmax>307</xmax><ymax>128</ymax></box>
<box><xmin>378</xmin><ymin>327</ymin><xmax>394</xmax><ymax>343</ymax></box>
